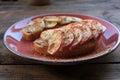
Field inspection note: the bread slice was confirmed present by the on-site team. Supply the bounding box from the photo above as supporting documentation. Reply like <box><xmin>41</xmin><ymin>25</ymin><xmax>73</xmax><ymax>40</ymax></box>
<box><xmin>22</xmin><ymin>18</ymin><xmax>45</xmax><ymax>40</ymax></box>
<box><xmin>68</xmin><ymin>39</ymin><xmax>97</xmax><ymax>58</ymax></box>
<box><xmin>34</xmin><ymin>38</ymin><xmax>97</xmax><ymax>58</ymax></box>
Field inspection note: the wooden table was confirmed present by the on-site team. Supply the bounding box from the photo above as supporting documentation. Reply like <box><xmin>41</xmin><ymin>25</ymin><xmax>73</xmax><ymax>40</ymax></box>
<box><xmin>0</xmin><ymin>0</ymin><xmax>120</xmax><ymax>79</ymax></box>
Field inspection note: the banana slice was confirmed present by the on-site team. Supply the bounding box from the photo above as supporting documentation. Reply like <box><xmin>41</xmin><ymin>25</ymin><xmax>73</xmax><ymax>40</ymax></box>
<box><xmin>60</xmin><ymin>16</ymin><xmax>73</xmax><ymax>24</ymax></box>
<box><xmin>59</xmin><ymin>16</ymin><xmax>82</xmax><ymax>24</ymax></box>
<box><xmin>45</xmin><ymin>21</ymin><xmax>57</xmax><ymax>28</ymax></box>
<box><xmin>44</xmin><ymin>16</ymin><xmax>61</xmax><ymax>22</ymax></box>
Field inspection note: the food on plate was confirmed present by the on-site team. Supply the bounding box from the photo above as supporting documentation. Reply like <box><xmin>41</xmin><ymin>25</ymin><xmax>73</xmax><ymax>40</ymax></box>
<box><xmin>22</xmin><ymin>18</ymin><xmax>45</xmax><ymax>40</ymax></box>
<box><xmin>34</xmin><ymin>38</ymin><xmax>48</xmax><ymax>54</ymax></box>
<box><xmin>40</xmin><ymin>30</ymin><xmax>63</xmax><ymax>55</ymax></box>
<box><xmin>22</xmin><ymin>16</ymin><xmax>82</xmax><ymax>40</ymax></box>
<box><xmin>33</xmin><ymin>19</ymin><xmax>106</xmax><ymax>58</ymax></box>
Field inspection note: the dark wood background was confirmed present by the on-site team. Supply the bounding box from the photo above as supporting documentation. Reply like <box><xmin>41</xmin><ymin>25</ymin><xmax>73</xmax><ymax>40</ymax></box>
<box><xmin>0</xmin><ymin>0</ymin><xmax>120</xmax><ymax>79</ymax></box>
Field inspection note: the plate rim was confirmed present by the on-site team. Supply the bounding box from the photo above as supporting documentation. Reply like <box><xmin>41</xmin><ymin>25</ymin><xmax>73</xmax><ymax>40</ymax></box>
<box><xmin>3</xmin><ymin>13</ymin><xmax>120</xmax><ymax>65</ymax></box>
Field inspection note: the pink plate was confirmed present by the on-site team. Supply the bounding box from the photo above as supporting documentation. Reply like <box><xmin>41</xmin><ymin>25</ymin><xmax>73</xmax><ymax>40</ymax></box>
<box><xmin>4</xmin><ymin>14</ymin><xmax>120</xmax><ymax>65</ymax></box>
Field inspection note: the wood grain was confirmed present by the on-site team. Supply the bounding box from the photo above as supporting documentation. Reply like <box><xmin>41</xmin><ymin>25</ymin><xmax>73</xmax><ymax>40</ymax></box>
<box><xmin>0</xmin><ymin>0</ymin><xmax>120</xmax><ymax>64</ymax></box>
<box><xmin>0</xmin><ymin>0</ymin><xmax>120</xmax><ymax>80</ymax></box>
<box><xmin>0</xmin><ymin>64</ymin><xmax>120</xmax><ymax>80</ymax></box>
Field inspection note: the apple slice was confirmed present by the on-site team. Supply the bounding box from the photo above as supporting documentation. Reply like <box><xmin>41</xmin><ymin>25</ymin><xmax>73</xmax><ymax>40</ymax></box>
<box><xmin>81</xmin><ymin>20</ymin><xmax>106</xmax><ymax>39</ymax></box>
<box><xmin>80</xmin><ymin>26</ymin><xmax>92</xmax><ymax>45</ymax></box>
<box><xmin>61</xmin><ymin>24</ymin><xmax>82</xmax><ymax>49</ymax></box>
<box><xmin>67</xmin><ymin>22</ymin><xmax>92</xmax><ymax>45</ymax></box>
<box><xmin>34</xmin><ymin>38</ymin><xmax>48</xmax><ymax>55</ymax></box>
<box><xmin>40</xmin><ymin>29</ymin><xmax>63</xmax><ymax>55</ymax></box>
<box><xmin>59</xmin><ymin>28</ymin><xmax>75</xmax><ymax>50</ymax></box>
<box><xmin>71</xmin><ymin>27</ymin><xmax>82</xmax><ymax>47</ymax></box>
<box><xmin>69</xmin><ymin>27</ymin><xmax>82</xmax><ymax>49</ymax></box>
<box><xmin>71</xmin><ymin>22</ymin><xmax>92</xmax><ymax>45</ymax></box>
<box><xmin>89</xmin><ymin>20</ymin><xmax>106</xmax><ymax>38</ymax></box>
<box><xmin>62</xmin><ymin>30</ymin><xmax>74</xmax><ymax>48</ymax></box>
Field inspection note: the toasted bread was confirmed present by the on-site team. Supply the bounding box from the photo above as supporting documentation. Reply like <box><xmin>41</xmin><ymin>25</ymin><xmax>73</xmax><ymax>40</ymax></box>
<box><xmin>68</xmin><ymin>39</ymin><xmax>97</xmax><ymax>57</ymax></box>
<box><xmin>22</xmin><ymin>16</ymin><xmax>82</xmax><ymax>40</ymax></box>
<box><xmin>34</xmin><ymin>38</ymin><xmax>97</xmax><ymax>58</ymax></box>
<box><xmin>22</xmin><ymin>18</ymin><xmax>45</xmax><ymax>40</ymax></box>
<box><xmin>30</xmin><ymin>18</ymin><xmax>106</xmax><ymax>58</ymax></box>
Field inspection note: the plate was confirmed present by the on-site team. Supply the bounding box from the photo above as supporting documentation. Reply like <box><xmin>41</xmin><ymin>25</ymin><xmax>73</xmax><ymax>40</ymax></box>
<box><xmin>4</xmin><ymin>14</ymin><xmax>120</xmax><ymax>65</ymax></box>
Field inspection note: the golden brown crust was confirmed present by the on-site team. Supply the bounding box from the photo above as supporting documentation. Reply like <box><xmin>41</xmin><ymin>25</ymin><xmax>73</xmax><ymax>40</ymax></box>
<box><xmin>34</xmin><ymin>38</ymin><xmax>97</xmax><ymax>58</ymax></box>
<box><xmin>22</xmin><ymin>27</ymin><xmax>41</xmax><ymax>40</ymax></box>
<box><xmin>69</xmin><ymin>39</ymin><xmax>97</xmax><ymax>57</ymax></box>
<box><xmin>22</xmin><ymin>18</ymin><xmax>45</xmax><ymax>40</ymax></box>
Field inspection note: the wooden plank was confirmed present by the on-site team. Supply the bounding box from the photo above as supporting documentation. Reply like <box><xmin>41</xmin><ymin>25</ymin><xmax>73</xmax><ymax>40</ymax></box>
<box><xmin>0</xmin><ymin>64</ymin><xmax>120</xmax><ymax>80</ymax></box>
<box><xmin>0</xmin><ymin>0</ymin><xmax>120</xmax><ymax>64</ymax></box>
